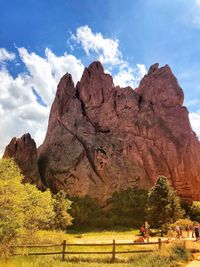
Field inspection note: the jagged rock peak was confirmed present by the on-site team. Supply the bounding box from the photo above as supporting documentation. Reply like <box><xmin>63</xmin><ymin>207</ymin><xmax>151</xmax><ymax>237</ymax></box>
<box><xmin>56</xmin><ymin>72</ymin><xmax>75</xmax><ymax>99</ymax></box>
<box><xmin>3</xmin><ymin>133</ymin><xmax>43</xmax><ymax>188</ymax></box>
<box><xmin>136</xmin><ymin>63</ymin><xmax>184</xmax><ymax>107</ymax></box>
<box><xmin>148</xmin><ymin>63</ymin><xmax>159</xmax><ymax>74</ymax></box>
<box><xmin>87</xmin><ymin>61</ymin><xmax>104</xmax><ymax>73</ymax></box>
<box><xmin>77</xmin><ymin>61</ymin><xmax>114</xmax><ymax>109</ymax></box>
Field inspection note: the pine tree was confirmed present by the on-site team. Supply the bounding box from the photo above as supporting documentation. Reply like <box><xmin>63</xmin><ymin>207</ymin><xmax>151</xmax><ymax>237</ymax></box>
<box><xmin>146</xmin><ymin>175</ymin><xmax>184</xmax><ymax>228</ymax></box>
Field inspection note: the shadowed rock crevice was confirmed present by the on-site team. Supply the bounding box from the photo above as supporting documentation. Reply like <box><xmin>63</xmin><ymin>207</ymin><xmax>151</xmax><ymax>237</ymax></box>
<box><xmin>57</xmin><ymin>117</ymin><xmax>105</xmax><ymax>184</ymax></box>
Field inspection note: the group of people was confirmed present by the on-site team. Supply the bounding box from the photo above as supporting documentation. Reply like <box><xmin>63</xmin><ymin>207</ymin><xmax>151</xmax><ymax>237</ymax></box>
<box><xmin>171</xmin><ymin>222</ymin><xmax>200</xmax><ymax>241</ymax></box>
<box><xmin>139</xmin><ymin>221</ymin><xmax>200</xmax><ymax>242</ymax></box>
<box><xmin>140</xmin><ymin>221</ymin><xmax>150</xmax><ymax>242</ymax></box>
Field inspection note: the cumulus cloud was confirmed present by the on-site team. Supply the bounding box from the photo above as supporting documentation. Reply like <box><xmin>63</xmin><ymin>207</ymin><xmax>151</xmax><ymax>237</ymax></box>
<box><xmin>113</xmin><ymin>63</ymin><xmax>147</xmax><ymax>88</ymax></box>
<box><xmin>72</xmin><ymin>25</ymin><xmax>147</xmax><ymax>88</ymax></box>
<box><xmin>189</xmin><ymin>110</ymin><xmax>200</xmax><ymax>138</ymax></box>
<box><xmin>0</xmin><ymin>48</ymin><xmax>15</xmax><ymax>62</ymax></box>
<box><xmin>72</xmin><ymin>25</ymin><xmax>122</xmax><ymax>65</ymax></box>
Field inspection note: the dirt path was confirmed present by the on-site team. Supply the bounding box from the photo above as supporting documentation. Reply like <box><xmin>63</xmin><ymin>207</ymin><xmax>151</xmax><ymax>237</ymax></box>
<box><xmin>186</xmin><ymin>254</ymin><xmax>200</xmax><ymax>267</ymax></box>
<box><xmin>186</xmin><ymin>261</ymin><xmax>200</xmax><ymax>267</ymax></box>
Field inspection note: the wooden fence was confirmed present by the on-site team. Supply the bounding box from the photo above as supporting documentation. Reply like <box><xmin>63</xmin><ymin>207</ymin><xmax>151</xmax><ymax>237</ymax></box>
<box><xmin>12</xmin><ymin>238</ymin><xmax>162</xmax><ymax>262</ymax></box>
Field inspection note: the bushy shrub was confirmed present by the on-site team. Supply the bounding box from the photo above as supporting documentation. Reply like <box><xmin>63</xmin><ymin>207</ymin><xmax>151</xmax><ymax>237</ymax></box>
<box><xmin>170</xmin><ymin>243</ymin><xmax>191</xmax><ymax>262</ymax></box>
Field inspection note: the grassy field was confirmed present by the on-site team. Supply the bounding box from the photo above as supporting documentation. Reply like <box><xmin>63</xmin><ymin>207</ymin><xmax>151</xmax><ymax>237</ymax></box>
<box><xmin>0</xmin><ymin>229</ymin><xmax>195</xmax><ymax>267</ymax></box>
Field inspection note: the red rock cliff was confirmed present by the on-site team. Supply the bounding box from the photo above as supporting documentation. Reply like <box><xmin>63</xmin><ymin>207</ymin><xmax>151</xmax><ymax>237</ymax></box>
<box><xmin>37</xmin><ymin>61</ymin><xmax>200</xmax><ymax>202</ymax></box>
<box><xmin>3</xmin><ymin>133</ymin><xmax>43</xmax><ymax>189</ymax></box>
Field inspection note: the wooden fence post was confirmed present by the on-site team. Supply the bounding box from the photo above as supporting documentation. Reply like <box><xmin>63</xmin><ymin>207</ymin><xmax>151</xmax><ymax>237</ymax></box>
<box><xmin>158</xmin><ymin>238</ymin><xmax>162</xmax><ymax>250</ymax></box>
<box><xmin>111</xmin><ymin>239</ymin><xmax>116</xmax><ymax>262</ymax></box>
<box><xmin>62</xmin><ymin>240</ymin><xmax>66</xmax><ymax>261</ymax></box>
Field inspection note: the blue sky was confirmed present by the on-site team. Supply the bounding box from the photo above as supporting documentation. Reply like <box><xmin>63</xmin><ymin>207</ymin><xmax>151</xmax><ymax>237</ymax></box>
<box><xmin>0</xmin><ymin>0</ymin><xmax>200</xmax><ymax>154</ymax></box>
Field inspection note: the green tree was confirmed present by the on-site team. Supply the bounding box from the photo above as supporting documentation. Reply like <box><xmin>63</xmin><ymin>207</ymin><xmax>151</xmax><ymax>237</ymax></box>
<box><xmin>110</xmin><ymin>189</ymin><xmax>148</xmax><ymax>227</ymax></box>
<box><xmin>52</xmin><ymin>191</ymin><xmax>73</xmax><ymax>230</ymax></box>
<box><xmin>146</xmin><ymin>175</ymin><xmax>184</xmax><ymax>228</ymax></box>
<box><xmin>0</xmin><ymin>158</ymin><xmax>55</xmax><ymax>246</ymax></box>
<box><xmin>0</xmin><ymin>158</ymin><xmax>26</xmax><ymax>244</ymax></box>
<box><xmin>23</xmin><ymin>184</ymin><xmax>55</xmax><ymax>232</ymax></box>
<box><xmin>69</xmin><ymin>195</ymin><xmax>103</xmax><ymax>228</ymax></box>
<box><xmin>190</xmin><ymin>201</ymin><xmax>200</xmax><ymax>222</ymax></box>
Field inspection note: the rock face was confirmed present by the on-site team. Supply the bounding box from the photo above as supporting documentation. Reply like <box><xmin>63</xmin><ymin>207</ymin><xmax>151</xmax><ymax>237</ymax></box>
<box><xmin>3</xmin><ymin>133</ymin><xmax>43</xmax><ymax>188</ymax></box>
<box><xmin>37</xmin><ymin>61</ymin><xmax>200</xmax><ymax>202</ymax></box>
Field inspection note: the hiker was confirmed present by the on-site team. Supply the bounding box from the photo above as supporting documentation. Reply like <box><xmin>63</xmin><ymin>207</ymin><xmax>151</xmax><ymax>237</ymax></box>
<box><xmin>145</xmin><ymin>221</ymin><xmax>150</xmax><ymax>242</ymax></box>
<box><xmin>192</xmin><ymin>223</ymin><xmax>195</xmax><ymax>238</ymax></box>
<box><xmin>194</xmin><ymin>224</ymin><xmax>200</xmax><ymax>241</ymax></box>
<box><xmin>186</xmin><ymin>224</ymin><xmax>190</xmax><ymax>238</ymax></box>
<box><xmin>176</xmin><ymin>223</ymin><xmax>181</xmax><ymax>239</ymax></box>
<box><xmin>140</xmin><ymin>225</ymin><xmax>146</xmax><ymax>238</ymax></box>
<box><xmin>167</xmin><ymin>224</ymin><xmax>173</xmax><ymax>241</ymax></box>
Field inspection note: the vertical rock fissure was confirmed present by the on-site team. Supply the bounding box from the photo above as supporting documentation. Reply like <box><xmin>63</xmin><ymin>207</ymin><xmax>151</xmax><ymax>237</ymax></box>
<box><xmin>57</xmin><ymin>117</ymin><xmax>105</xmax><ymax>184</ymax></box>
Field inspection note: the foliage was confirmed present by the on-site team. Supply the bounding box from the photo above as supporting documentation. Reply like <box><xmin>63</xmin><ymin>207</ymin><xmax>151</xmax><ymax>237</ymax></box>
<box><xmin>110</xmin><ymin>188</ymin><xmax>148</xmax><ymax>227</ymax></box>
<box><xmin>170</xmin><ymin>243</ymin><xmax>191</xmax><ymax>262</ymax></box>
<box><xmin>190</xmin><ymin>201</ymin><xmax>200</xmax><ymax>222</ymax></box>
<box><xmin>0</xmin><ymin>158</ymin><xmax>26</xmax><ymax>244</ymax></box>
<box><xmin>146</xmin><ymin>176</ymin><xmax>184</xmax><ymax>228</ymax></box>
<box><xmin>170</xmin><ymin>218</ymin><xmax>194</xmax><ymax>229</ymax></box>
<box><xmin>69</xmin><ymin>195</ymin><xmax>105</xmax><ymax>228</ymax></box>
<box><xmin>23</xmin><ymin>184</ymin><xmax>54</xmax><ymax>232</ymax></box>
<box><xmin>69</xmin><ymin>189</ymin><xmax>148</xmax><ymax>229</ymax></box>
<box><xmin>52</xmin><ymin>191</ymin><xmax>73</xmax><ymax>230</ymax></box>
<box><xmin>180</xmin><ymin>200</ymin><xmax>192</xmax><ymax>218</ymax></box>
<box><xmin>0</xmin><ymin>158</ymin><xmax>55</xmax><ymax>248</ymax></box>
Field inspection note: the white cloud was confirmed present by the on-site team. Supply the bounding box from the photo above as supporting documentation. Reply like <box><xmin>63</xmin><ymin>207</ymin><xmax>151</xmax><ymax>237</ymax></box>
<box><xmin>72</xmin><ymin>25</ymin><xmax>146</xmax><ymax>88</ymax></box>
<box><xmin>72</xmin><ymin>25</ymin><xmax>122</xmax><ymax>65</ymax></box>
<box><xmin>189</xmin><ymin>110</ymin><xmax>200</xmax><ymax>138</ymax></box>
<box><xmin>113</xmin><ymin>63</ymin><xmax>147</xmax><ymax>88</ymax></box>
<box><xmin>0</xmin><ymin>48</ymin><xmax>15</xmax><ymax>62</ymax></box>
<box><xmin>183</xmin><ymin>0</ymin><xmax>200</xmax><ymax>27</ymax></box>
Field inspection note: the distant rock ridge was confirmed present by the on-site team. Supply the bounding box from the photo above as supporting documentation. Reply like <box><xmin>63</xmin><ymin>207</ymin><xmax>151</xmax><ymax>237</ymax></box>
<box><xmin>3</xmin><ymin>133</ymin><xmax>43</xmax><ymax>189</ymax></box>
<box><xmin>4</xmin><ymin>61</ymin><xmax>200</xmax><ymax>202</ymax></box>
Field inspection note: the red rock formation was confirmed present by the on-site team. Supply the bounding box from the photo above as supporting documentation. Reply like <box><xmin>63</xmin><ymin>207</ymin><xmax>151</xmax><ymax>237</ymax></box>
<box><xmin>3</xmin><ymin>133</ymin><xmax>43</xmax><ymax>188</ymax></box>
<box><xmin>37</xmin><ymin>61</ymin><xmax>200</xmax><ymax>202</ymax></box>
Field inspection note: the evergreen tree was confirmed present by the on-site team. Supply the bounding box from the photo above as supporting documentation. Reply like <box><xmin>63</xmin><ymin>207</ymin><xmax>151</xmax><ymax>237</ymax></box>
<box><xmin>52</xmin><ymin>191</ymin><xmax>73</xmax><ymax>230</ymax></box>
<box><xmin>146</xmin><ymin>175</ymin><xmax>184</xmax><ymax>228</ymax></box>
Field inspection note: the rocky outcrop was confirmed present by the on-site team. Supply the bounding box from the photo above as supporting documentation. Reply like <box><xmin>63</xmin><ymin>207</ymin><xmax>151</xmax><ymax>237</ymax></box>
<box><xmin>3</xmin><ymin>133</ymin><xmax>43</xmax><ymax>188</ymax></box>
<box><xmin>37</xmin><ymin>61</ymin><xmax>200</xmax><ymax>202</ymax></box>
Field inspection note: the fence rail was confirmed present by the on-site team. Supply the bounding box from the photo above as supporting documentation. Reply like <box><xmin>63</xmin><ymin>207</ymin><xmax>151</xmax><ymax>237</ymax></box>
<box><xmin>12</xmin><ymin>238</ymin><xmax>162</xmax><ymax>262</ymax></box>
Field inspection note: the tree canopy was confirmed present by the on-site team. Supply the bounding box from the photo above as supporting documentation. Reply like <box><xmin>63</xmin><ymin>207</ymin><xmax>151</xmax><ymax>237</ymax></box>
<box><xmin>146</xmin><ymin>175</ymin><xmax>184</xmax><ymax>228</ymax></box>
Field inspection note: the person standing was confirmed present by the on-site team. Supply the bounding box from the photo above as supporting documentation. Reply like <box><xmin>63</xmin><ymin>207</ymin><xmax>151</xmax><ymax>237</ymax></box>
<box><xmin>176</xmin><ymin>223</ymin><xmax>181</xmax><ymax>239</ymax></box>
<box><xmin>140</xmin><ymin>225</ymin><xmax>146</xmax><ymax>238</ymax></box>
<box><xmin>167</xmin><ymin>224</ymin><xmax>173</xmax><ymax>241</ymax></box>
<box><xmin>194</xmin><ymin>224</ymin><xmax>200</xmax><ymax>241</ymax></box>
<box><xmin>145</xmin><ymin>221</ymin><xmax>150</xmax><ymax>242</ymax></box>
<box><xmin>186</xmin><ymin>224</ymin><xmax>190</xmax><ymax>238</ymax></box>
